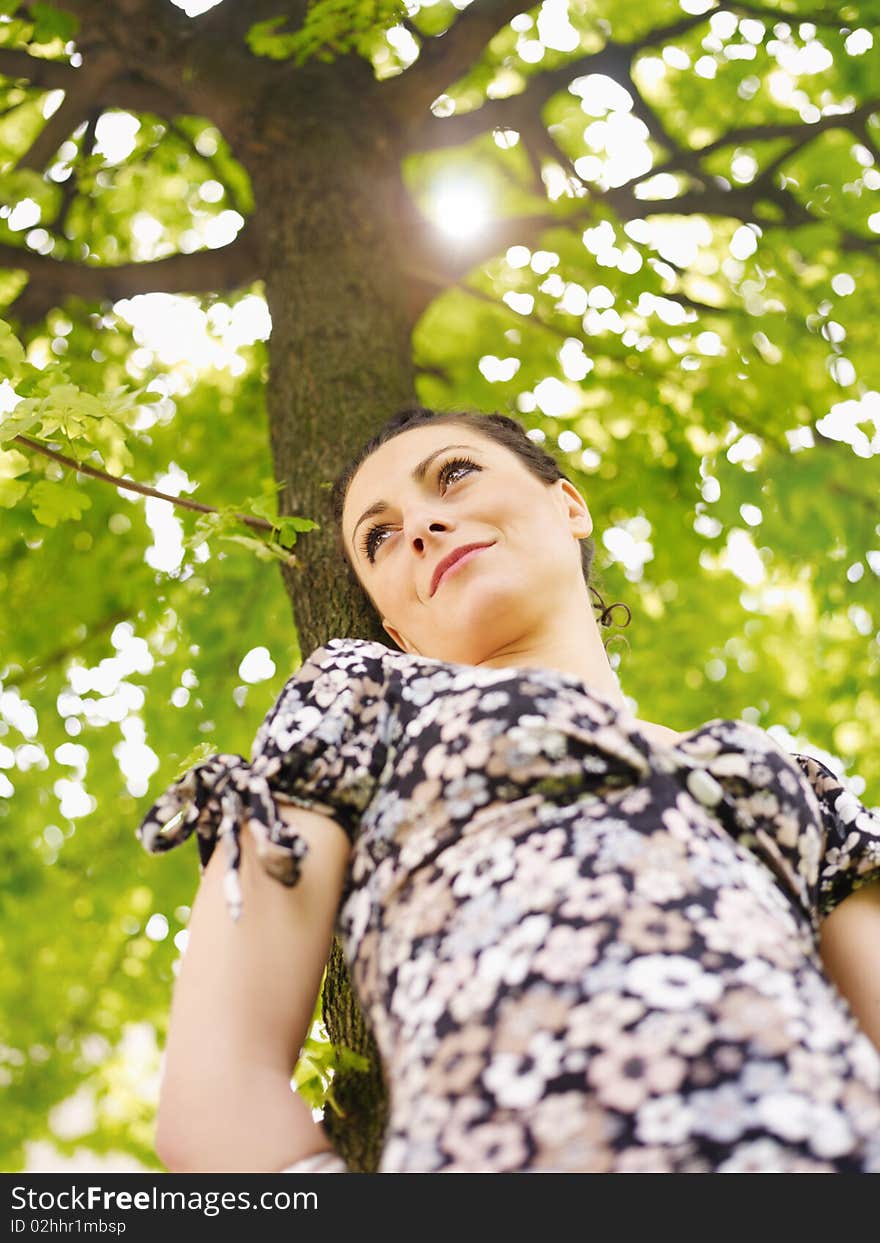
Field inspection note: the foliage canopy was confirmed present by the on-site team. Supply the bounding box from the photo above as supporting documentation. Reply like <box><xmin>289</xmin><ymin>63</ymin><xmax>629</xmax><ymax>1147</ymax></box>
<box><xmin>1</xmin><ymin>0</ymin><xmax>878</xmax><ymax>1172</ymax></box>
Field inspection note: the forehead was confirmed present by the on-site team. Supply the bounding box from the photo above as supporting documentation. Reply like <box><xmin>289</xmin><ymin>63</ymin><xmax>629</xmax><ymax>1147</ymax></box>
<box><xmin>342</xmin><ymin>425</ymin><xmax>501</xmax><ymax>537</ymax></box>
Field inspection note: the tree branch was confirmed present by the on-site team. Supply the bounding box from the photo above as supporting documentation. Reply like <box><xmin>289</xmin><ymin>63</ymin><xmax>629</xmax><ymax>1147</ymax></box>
<box><xmin>612</xmin><ymin>57</ymin><xmax>687</xmax><ymax>165</ymax></box>
<box><xmin>196</xmin><ymin>0</ymin><xmax>305</xmax><ymax>41</ymax></box>
<box><xmin>136</xmin><ymin>3</ymin><xmax>276</xmax><ymax>132</ymax></box>
<box><xmin>45</xmin><ymin>109</ymin><xmax>98</xmax><ymax>238</ymax></box>
<box><xmin>406</xmin><ymin>34</ymin><xmax>686</xmax><ymax>172</ymax></box>
<box><xmin>631</xmin><ymin>187</ymin><xmax>764</xmax><ymax>222</ymax></box>
<box><xmin>672</xmin><ymin>291</ymin><xmax>741</xmax><ymax>316</ymax></box>
<box><xmin>4</xmin><ymin>604</ymin><xmax>131</xmax><ymax>691</ymax></box>
<box><xmin>0</xmin><ymin>43</ymin><xmax>193</xmax><ymax>152</ymax></box>
<box><xmin>645</xmin><ymin>103</ymin><xmax>880</xmax><ymax>189</ymax></box>
<box><xmin>100</xmin><ymin>74</ymin><xmax>191</xmax><ymax>121</ymax></box>
<box><xmin>409</xmin><ymin>94</ymin><xmax>535</xmax><ymax>152</ymax></box>
<box><xmin>1</xmin><ymin>231</ymin><xmax>259</xmax><ymax>324</ymax></box>
<box><xmin>706</xmin><ymin>109</ymin><xmax>874</xmax><ymax>155</ymax></box>
<box><xmin>403</xmin><ymin>7</ymin><xmax>878</xmax><ymax>198</ymax></box>
<box><xmin>38</xmin><ymin>0</ymin><xmax>103</xmax><ymax>20</ymax></box>
<box><xmin>15</xmin><ymin>52</ymin><xmax>119</xmax><ymax>172</ymax></box>
<box><xmin>618</xmin><ymin>9</ymin><xmax>720</xmax><ymax>50</ymax></box>
<box><xmin>725</xmin><ymin>2</ymin><xmax>878</xmax><ymax>27</ymax></box>
<box><xmin>427</xmin><ymin>272</ymin><xmax>577</xmax><ymax>349</ymax></box>
<box><xmin>856</xmin><ymin>119</ymin><xmax>880</xmax><ymax>168</ymax></box>
<box><xmin>387</xmin><ymin>0</ymin><xmax>529</xmax><ymax>121</ymax></box>
<box><xmin>838</xmin><ymin>229</ymin><xmax>880</xmax><ymax>254</ymax></box>
<box><xmin>407</xmin><ymin>41</ymin><xmax>624</xmax><ymax>153</ymax></box>
<box><xmin>0</xmin><ymin>47</ymin><xmax>78</xmax><ymax>91</ymax></box>
<box><xmin>397</xmin><ymin>207</ymin><xmax>561</xmax><ymax>326</ymax></box>
<box><xmin>18</xmin><ymin>0</ymin><xmax>258</xmax><ymax>134</ymax></box>
<box><xmin>13</xmin><ymin>433</ymin><xmax>282</xmax><ymax>538</ymax></box>
<box><xmin>402</xmin><ymin>6</ymin><xmax>713</xmax><ymax>155</ymax></box>
<box><xmin>422</xmin><ymin>274</ymin><xmax>682</xmax><ymax>364</ymax></box>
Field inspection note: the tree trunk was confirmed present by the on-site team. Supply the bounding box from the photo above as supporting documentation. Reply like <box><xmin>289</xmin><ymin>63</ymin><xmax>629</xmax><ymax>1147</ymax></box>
<box><xmin>242</xmin><ymin>65</ymin><xmax>416</xmax><ymax>1171</ymax></box>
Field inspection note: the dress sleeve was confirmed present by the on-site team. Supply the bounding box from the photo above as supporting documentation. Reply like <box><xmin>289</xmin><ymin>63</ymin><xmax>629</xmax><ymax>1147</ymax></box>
<box><xmin>135</xmin><ymin>638</ymin><xmax>387</xmax><ymax>924</ymax></box>
<box><xmin>789</xmin><ymin>750</ymin><xmax>880</xmax><ymax>919</ymax></box>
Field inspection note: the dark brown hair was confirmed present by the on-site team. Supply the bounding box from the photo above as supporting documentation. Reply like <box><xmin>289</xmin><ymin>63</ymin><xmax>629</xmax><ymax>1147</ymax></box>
<box><xmin>329</xmin><ymin>405</ymin><xmax>632</xmax><ymax>652</ymax></box>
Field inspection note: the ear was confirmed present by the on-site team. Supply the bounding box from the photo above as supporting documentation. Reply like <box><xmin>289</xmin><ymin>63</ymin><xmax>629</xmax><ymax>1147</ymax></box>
<box><xmin>555</xmin><ymin>478</ymin><xmax>592</xmax><ymax>539</ymax></box>
<box><xmin>382</xmin><ymin>619</ymin><xmax>417</xmax><ymax>655</ymax></box>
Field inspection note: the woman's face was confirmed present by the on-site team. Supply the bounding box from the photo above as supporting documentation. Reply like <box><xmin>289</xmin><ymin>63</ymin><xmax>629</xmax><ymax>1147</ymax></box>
<box><xmin>341</xmin><ymin>423</ymin><xmax>593</xmax><ymax>666</ymax></box>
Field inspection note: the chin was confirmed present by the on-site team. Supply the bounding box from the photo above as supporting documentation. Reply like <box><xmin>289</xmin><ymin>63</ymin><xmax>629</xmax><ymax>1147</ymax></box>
<box><xmin>439</xmin><ymin>584</ymin><xmax>508</xmax><ymax>626</ymax></box>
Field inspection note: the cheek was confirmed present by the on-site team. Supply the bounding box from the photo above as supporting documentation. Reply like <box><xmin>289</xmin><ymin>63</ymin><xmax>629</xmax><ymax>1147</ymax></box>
<box><xmin>513</xmin><ymin>509</ymin><xmax>577</xmax><ymax>573</ymax></box>
<box><xmin>502</xmin><ymin>497</ymin><xmax>556</xmax><ymax>542</ymax></box>
<box><xmin>372</xmin><ymin>566</ymin><xmax>412</xmax><ymax>612</ymax></box>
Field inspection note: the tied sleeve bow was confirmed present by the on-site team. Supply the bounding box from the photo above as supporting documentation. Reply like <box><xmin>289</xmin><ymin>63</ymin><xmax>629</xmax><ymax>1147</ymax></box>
<box><xmin>135</xmin><ymin>753</ymin><xmax>310</xmax><ymax>923</ymax></box>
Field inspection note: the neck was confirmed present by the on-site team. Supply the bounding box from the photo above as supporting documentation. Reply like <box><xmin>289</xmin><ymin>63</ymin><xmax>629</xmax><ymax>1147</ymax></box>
<box><xmin>470</xmin><ymin>594</ymin><xmax>629</xmax><ymax>714</ymax></box>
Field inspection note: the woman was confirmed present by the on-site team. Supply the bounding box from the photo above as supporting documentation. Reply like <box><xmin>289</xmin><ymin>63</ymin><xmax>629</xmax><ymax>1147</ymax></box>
<box><xmin>137</xmin><ymin>406</ymin><xmax>880</xmax><ymax>1173</ymax></box>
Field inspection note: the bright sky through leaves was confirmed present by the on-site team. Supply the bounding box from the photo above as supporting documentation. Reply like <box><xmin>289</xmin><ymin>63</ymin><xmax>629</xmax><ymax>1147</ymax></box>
<box><xmin>167</xmin><ymin>0</ymin><xmax>223</xmax><ymax>17</ymax></box>
<box><xmin>430</xmin><ymin>177</ymin><xmax>493</xmax><ymax>238</ymax></box>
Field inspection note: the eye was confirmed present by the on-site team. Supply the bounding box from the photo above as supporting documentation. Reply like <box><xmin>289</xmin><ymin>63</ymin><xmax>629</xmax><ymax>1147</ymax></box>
<box><xmin>359</xmin><ymin>456</ymin><xmax>481</xmax><ymax>563</ymax></box>
<box><xmin>438</xmin><ymin>456</ymin><xmax>479</xmax><ymax>489</ymax></box>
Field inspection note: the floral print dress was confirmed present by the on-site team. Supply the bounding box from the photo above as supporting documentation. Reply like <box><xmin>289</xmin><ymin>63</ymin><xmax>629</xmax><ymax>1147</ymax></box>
<box><xmin>137</xmin><ymin>637</ymin><xmax>880</xmax><ymax>1173</ymax></box>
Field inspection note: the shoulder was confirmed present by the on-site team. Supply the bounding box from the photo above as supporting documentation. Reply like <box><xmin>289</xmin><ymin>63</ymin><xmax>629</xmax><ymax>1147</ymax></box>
<box><xmin>252</xmin><ymin>639</ymin><xmax>395</xmax><ymax>765</ymax></box>
<box><xmin>302</xmin><ymin>636</ymin><xmax>394</xmax><ymax>673</ymax></box>
<box><xmin>286</xmin><ymin>638</ymin><xmax>393</xmax><ymax>698</ymax></box>
<box><xmin>632</xmin><ymin>718</ymin><xmax>687</xmax><ymax>747</ymax></box>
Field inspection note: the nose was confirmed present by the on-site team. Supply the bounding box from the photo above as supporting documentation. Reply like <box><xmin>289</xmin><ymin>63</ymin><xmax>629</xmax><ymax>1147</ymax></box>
<box><xmin>406</xmin><ymin>512</ymin><xmax>454</xmax><ymax>595</ymax></box>
<box><xmin>404</xmin><ymin>508</ymin><xmax>452</xmax><ymax>553</ymax></box>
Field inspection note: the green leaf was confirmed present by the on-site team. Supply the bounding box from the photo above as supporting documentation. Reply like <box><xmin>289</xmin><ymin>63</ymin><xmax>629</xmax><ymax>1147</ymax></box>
<box><xmin>245</xmin><ymin>15</ymin><xmax>298</xmax><ymax>61</ymax></box>
<box><xmin>245</xmin><ymin>489</ymin><xmax>284</xmax><ymax>524</ymax></box>
<box><xmin>333</xmin><ymin>1044</ymin><xmax>371</xmax><ymax>1073</ymax></box>
<box><xmin>186</xmin><ymin>511</ymin><xmax>227</xmax><ymax>542</ymax></box>
<box><xmin>0</xmin><ymin>169</ymin><xmax>56</xmax><ymax>214</ymax></box>
<box><xmin>0</xmin><ymin>477</ymin><xmax>28</xmax><ymax>507</ymax></box>
<box><xmin>0</xmin><ymin>321</ymin><xmax>26</xmax><ymax>368</ymax></box>
<box><xmin>30</xmin><ymin>2</ymin><xmax>79</xmax><ymax>43</ymax></box>
<box><xmin>0</xmin><ymin>401</ymin><xmax>43</xmax><ymax>444</ymax></box>
<box><xmin>219</xmin><ymin>531</ymin><xmax>291</xmax><ymax>562</ymax></box>
<box><xmin>29</xmin><ymin>480</ymin><xmax>92</xmax><ymax>527</ymax></box>
<box><xmin>277</xmin><ymin>515</ymin><xmax>319</xmax><ymax>534</ymax></box>
<box><xmin>172</xmin><ymin>741</ymin><xmax>220</xmax><ymax>782</ymax></box>
<box><xmin>3</xmin><ymin>0</ymin><xmax>880</xmax><ymax>1179</ymax></box>
<box><xmin>246</xmin><ymin>0</ymin><xmax>407</xmax><ymax>66</ymax></box>
<box><xmin>0</xmin><ymin>447</ymin><xmax>29</xmax><ymax>479</ymax></box>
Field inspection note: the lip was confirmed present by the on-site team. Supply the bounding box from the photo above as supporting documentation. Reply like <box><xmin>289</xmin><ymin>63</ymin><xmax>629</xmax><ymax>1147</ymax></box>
<box><xmin>430</xmin><ymin>542</ymin><xmax>495</xmax><ymax>596</ymax></box>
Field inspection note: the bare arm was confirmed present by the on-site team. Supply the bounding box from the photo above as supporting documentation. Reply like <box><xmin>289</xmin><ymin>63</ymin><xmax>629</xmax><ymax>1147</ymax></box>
<box><xmin>819</xmin><ymin>877</ymin><xmax>880</xmax><ymax>1053</ymax></box>
<box><xmin>154</xmin><ymin>802</ymin><xmax>352</xmax><ymax>1173</ymax></box>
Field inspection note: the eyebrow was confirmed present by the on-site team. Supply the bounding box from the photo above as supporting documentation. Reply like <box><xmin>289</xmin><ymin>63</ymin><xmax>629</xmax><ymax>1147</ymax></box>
<box><xmin>351</xmin><ymin>444</ymin><xmax>479</xmax><ymax>555</ymax></box>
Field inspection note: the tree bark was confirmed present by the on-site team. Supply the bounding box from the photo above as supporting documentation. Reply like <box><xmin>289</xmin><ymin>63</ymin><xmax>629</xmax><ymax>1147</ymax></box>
<box><xmin>241</xmin><ymin>62</ymin><xmax>416</xmax><ymax>1172</ymax></box>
